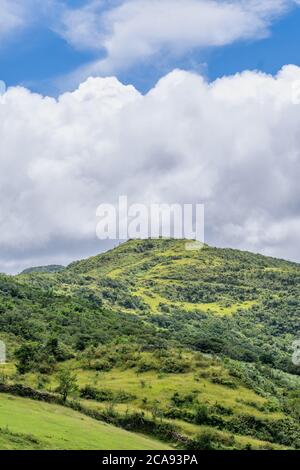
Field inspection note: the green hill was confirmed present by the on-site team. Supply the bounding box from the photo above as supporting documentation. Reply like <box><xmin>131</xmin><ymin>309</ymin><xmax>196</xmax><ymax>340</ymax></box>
<box><xmin>0</xmin><ymin>394</ymin><xmax>170</xmax><ymax>450</ymax></box>
<box><xmin>0</xmin><ymin>239</ymin><xmax>299</xmax><ymax>449</ymax></box>
<box><xmin>14</xmin><ymin>238</ymin><xmax>298</xmax><ymax>372</ymax></box>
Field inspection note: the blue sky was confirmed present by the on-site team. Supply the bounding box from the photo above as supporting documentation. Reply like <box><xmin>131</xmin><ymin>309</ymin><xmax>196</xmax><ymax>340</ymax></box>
<box><xmin>1</xmin><ymin>0</ymin><xmax>300</xmax><ymax>95</ymax></box>
<box><xmin>208</xmin><ymin>8</ymin><xmax>300</xmax><ymax>81</ymax></box>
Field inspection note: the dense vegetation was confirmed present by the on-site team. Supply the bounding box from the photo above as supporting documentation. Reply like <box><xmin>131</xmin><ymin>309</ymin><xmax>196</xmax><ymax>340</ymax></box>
<box><xmin>20</xmin><ymin>265</ymin><xmax>65</xmax><ymax>275</ymax></box>
<box><xmin>0</xmin><ymin>239</ymin><xmax>299</xmax><ymax>449</ymax></box>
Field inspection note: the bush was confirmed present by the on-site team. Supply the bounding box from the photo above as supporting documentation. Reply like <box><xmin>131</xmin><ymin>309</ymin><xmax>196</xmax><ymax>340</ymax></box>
<box><xmin>136</xmin><ymin>359</ymin><xmax>157</xmax><ymax>373</ymax></box>
<box><xmin>211</xmin><ymin>375</ymin><xmax>237</xmax><ymax>389</ymax></box>
<box><xmin>160</xmin><ymin>358</ymin><xmax>190</xmax><ymax>374</ymax></box>
<box><xmin>186</xmin><ymin>431</ymin><xmax>218</xmax><ymax>450</ymax></box>
<box><xmin>80</xmin><ymin>386</ymin><xmax>135</xmax><ymax>403</ymax></box>
<box><xmin>194</xmin><ymin>404</ymin><xmax>210</xmax><ymax>425</ymax></box>
<box><xmin>170</xmin><ymin>392</ymin><xmax>196</xmax><ymax>407</ymax></box>
<box><xmin>186</xmin><ymin>431</ymin><xmax>236</xmax><ymax>450</ymax></box>
<box><xmin>90</xmin><ymin>360</ymin><xmax>113</xmax><ymax>372</ymax></box>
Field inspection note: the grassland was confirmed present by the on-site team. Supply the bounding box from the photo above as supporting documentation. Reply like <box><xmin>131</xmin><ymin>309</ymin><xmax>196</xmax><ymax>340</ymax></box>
<box><xmin>0</xmin><ymin>393</ymin><xmax>171</xmax><ymax>450</ymax></box>
<box><xmin>0</xmin><ymin>349</ymin><xmax>294</xmax><ymax>450</ymax></box>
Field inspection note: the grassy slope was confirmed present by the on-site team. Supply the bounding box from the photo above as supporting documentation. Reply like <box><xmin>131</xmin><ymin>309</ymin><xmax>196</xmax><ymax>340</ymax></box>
<box><xmin>64</xmin><ymin>238</ymin><xmax>299</xmax><ymax>316</ymax></box>
<box><xmin>55</xmin><ymin>238</ymin><xmax>299</xmax><ymax>373</ymax></box>
<box><xmin>1</xmin><ymin>351</ymin><xmax>293</xmax><ymax>450</ymax></box>
<box><xmin>17</xmin><ymin>238</ymin><xmax>300</xmax><ymax>339</ymax></box>
<box><xmin>0</xmin><ymin>394</ymin><xmax>171</xmax><ymax>450</ymax></box>
<box><xmin>0</xmin><ymin>239</ymin><xmax>299</xmax><ymax>449</ymax></box>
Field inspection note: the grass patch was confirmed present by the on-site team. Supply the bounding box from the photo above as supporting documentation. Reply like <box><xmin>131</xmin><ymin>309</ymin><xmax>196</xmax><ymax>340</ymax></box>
<box><xmin>0</xmin><ymin>393</ymin><xmax>171</xmax><ymax>450</ymax></box>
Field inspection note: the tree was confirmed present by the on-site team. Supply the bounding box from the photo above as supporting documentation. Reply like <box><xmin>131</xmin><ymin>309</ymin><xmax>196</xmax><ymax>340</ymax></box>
<box><xmin>57</xmin><ymin>368</ymin><xmax>78</xmax><ymax>403</ymax></box>
<box><xmin>15</xmin><ymin>342</ymin><xmax>40</xmax><ymax>374</ymax></box>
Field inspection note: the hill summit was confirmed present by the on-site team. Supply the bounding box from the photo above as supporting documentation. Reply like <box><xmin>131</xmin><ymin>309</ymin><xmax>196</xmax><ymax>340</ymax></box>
<box><xmin>21</xmin><ymin>265</ymin><xmax>65</xmax><ymax>275</ymax></box>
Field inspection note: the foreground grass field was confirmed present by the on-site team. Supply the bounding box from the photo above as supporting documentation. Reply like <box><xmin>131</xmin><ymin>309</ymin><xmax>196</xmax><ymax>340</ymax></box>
<box><xmin>0</xmin><ymin>394</ymin><xmax>171</xmax><ymax>450</ymax></box>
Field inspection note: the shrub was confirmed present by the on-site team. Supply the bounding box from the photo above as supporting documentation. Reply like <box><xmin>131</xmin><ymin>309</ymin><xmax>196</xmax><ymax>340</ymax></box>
<box><xmin>160</xmin><ymin>358</ymin><xmax>190</xmax><ymax>374</ymax></box>
<box><xmin>186</xmin><ymin>431</ymin><xmax>236</xmax><ymax>450</ymax></box>
<box><xmin>194</xmin><ymin>404</ymin><xmax>210</xmax><ymax>425</ymax></box>
<box><xmin>170</xmin><ymin>392</ymin><xmax>196</xmax><ymax>407</ymax></box>
<box><xmin>80</xmin><ymin>386</ymin><xmax>135</xmax><ymax>403</ymax></box>
<box><xmin>186</xmin><ymin>431</ymin><xmax>218</xmax><ymax>450</ymax></box>
<box><xmin>136</xmin><ymin>359</ymin><xmax>157</xmax><ymax>373</ymax></box>
<box><xmin>211</xmin><ymin>375</ymin><xmax>237</xmax><ymax>389</ymax></box>
<box><xmin>91</xmin><ymin>360</ymin><xmax>113</xmax><ymax>372</ymax></box>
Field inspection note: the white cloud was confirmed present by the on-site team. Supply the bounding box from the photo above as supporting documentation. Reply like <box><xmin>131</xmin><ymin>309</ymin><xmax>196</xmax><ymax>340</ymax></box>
<box><xmin>1</xmin><ymin>66</ymin><xmax>300</xmax><ymax>271</ymax></box>
<box><xmin>0</xmin><ymin>0</ymin><xmax>56</xmax><ymax>41</ymax></box>
<box><xmin>58</xmin><ymin>0</ymin><xmax>298</xmax><ymax>79</ymax></box>
<box><xmin>0</xmin><ymin>0</ymin><xmax>28</xmax><ymax>38</ymax></box>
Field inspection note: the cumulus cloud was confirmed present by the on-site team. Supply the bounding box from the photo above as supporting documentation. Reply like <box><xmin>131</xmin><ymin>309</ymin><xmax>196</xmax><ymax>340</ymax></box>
<box><xmin>1</xmin><ymin>66</ymin><xmax>300</xmax><ymax>271</ymax></box>
<box><xmin>57</xmin><ymin>0</ymin><xmax>298</xmax><ymax>80</ymax></box>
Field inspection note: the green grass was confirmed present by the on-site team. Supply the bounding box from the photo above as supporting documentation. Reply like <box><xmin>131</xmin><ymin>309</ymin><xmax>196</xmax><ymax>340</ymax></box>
<box><xmin>72</xmin><ymin>367</ymin><xmax>283</xmax><ymax>419</ymax></box>
<box><xmin>134</xmin><ymin>286</ymin><xmax>257</xmax><ymax>315</ymax></box>
<box><xmin>5</xmin><ymin>357</ymin><xmax>285</xmax><ymax>448</ymax></box>
<box><xmin>0</xmin><ymin>393</ymin><xmax>171</xmax><ymax>450</ymax></box>
<box><xmin>1</xmin><ymin>349</ymin><xmax>286</xmax><ymax>424</ymax></box>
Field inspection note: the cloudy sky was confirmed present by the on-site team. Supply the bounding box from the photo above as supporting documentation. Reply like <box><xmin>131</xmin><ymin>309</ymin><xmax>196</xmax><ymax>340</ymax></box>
<box><xmin>1</xmin><ymin>0</ymin><xmax>300</xmax><ymax>272</ymax></box>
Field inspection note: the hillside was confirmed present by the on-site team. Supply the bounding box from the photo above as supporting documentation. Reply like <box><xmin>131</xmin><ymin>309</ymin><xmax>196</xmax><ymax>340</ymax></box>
<box><xmin>0</xmin><ymin>239</ymin><xmax>299</xmax><ymax>449</ymax></box>
<box><xmin>15</xmin><ymin>238</ymin><xmax>300</xmax><ymax>371</ymax></box>
<box><xmin>0</xmin><ymin>394</ymin><xmax>170</xmax><ymax>450</ymax></box>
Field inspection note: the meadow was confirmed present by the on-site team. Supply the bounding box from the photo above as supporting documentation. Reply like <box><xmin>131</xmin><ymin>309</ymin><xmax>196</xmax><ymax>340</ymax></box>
<box><xmin>0</xmin><ymin>393</ymin><xmax>171</xmax><ymax>450</ymax></box>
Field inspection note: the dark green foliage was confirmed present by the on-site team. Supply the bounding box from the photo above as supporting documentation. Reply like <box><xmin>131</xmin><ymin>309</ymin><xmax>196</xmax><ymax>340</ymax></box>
<box><xmin>186</xmin><ymin>431</ymin><xmax>236</xmax><ymax>451</ymax></box>
<box><xmin>170</xmin><ymin>392</ymin><xmax>197</xmax><ymax>407</ymax></box>
<box><xmin>80</xmin><ymin>386</ymin><xmax>135</xmax><ymax>403</ymax></box>
<box><xmin>226</xmin><ymin>415</ymin><xmax>300</xmax><ymax>448</ymax></box>
<box><xmin>194</xmin><ymin>404</ymin><xmax>210</xmax><ymax>425</ymax></box>
<box><xmin>186</xmin><ymin>431</ymin><xmax>218</xmax><ymax>450</ymax></box>
<box><xmin>0</xmin><ymin>382</ymin><xmax>61</xmax><ymax>404</ymax></box>
<box><xmin>15</xmin><ymin>338</ymin><xmax>73</xmax><ymax>374</ymax></box>
<box><xmin>15</xmin><ymin>342</ymin><xmax>42</xmax><ymax>374</ymax></box>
